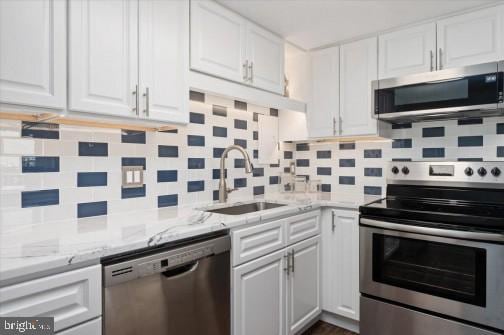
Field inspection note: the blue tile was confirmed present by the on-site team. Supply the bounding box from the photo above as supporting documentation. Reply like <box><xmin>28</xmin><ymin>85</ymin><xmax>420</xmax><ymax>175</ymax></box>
<box><xmin>458</xmin><ymin>158</ymin><xmax>483</xmax><ymax>162</ymax></box>
<box><xmin>284</xmin><ymin>167</ymin><xmax>291</xmax><ymax>173</ymax></box>
<box><xmin>187</xmin><ymin>135</ymin><xmax>205</xmax><ymax>146</ymax></box>
<box><xmin>158</xmin><ymin>145</ymin><xmax>178</xmax><ymax>157</ymax></box>
<box><xmin>364</xmin><ymin>186</ymin><xmax>382</xmax><ymax>196</ymax></box>
<box><xmin>422</xmin><ymin>127</ymin><xmax>445</xmax><ymax>138</ymax></box>
<box><xmin>423</xmin><ymin>148</ymin><xmax>445</xmax><ymax>158</ymax></box>
<box><xmin>121</xmin><ymin>130</ymin><xmax>146</xmax><ymax>144</ymax></box>
<box><xmin>234</xmin><ymin>159</ymin><xmax>245</xmax><ymax>168</ymax></box>
<box><xmin>253</xmin><ymin>167</ymin><xmax>264</xmax><ymax>177</ymax></box>
<box><xmin>188</xmin><ymin>158</ymin><xmax>205</xmax><ymax>169</ymax></box>
<box><xmin>458</xmin><ymin>118</ymin><xmax>482</xmax><ymax>125</ymax></box>
<box><xmin>213</xmin><ymin>169</ymin><xmax>227</xmax><ymax>180</ymax></box>
<box><xmin>158</xmin><ymin>194</ymin><xmax>178</xmax><ymax>208</ymax></box>
<box><xmin>498</xmin><ymin>147</ymin><xmax>504</xmax><ymax>157</ymax></box>
<box><xmin>270</xmin><ymin>108</ymin><xmax>279</xmax><ymax>117</ymax></box>
<box><xmin>392</xmin><ymin>139</ymin><xmax>412</xmax><ymax>149</ymax></box>
<box><xmin>296</xmin><ymin>143</ymin><xmax>310</xmax><ymax>151</ymax></box>
<box><xmin>317</xmin><ymin>150</ymin><xmax>331</xmax><ymax>159</ymax></box>
<box><xmin>77</xmin><ymin>201</ymin><xmax>107</xmax><ymax>218</ymax></box>
<box><xmin>253</xmin><ymin>131</ymin><xmax>258</xmax><ymax>140</ymax></box>
<box><xmin>213</xmin><ymin>126</ymin><xmax>227</xmax><ymax>137</ymax></box>
<box><xmin>253</xmin><ymin>113</ymin><xmax>259</xmax><ymax>122</ymax></box>
<box><xmin>22</xmin><ymin>156</ymin><xmax>59</xmax><ymax>173</ymax></box>
<box><xmin>284</xmin><ymin>151</ymin><xmax>293</xmax><ymax>159</ymax></box>
<box><xmin>296</xmin><ymin>159</ymin><xmax>310</xmax><ymax>167</ymax></box>
<box><xmin>213</xmin><ymin>190</ymin><xmax>219</xmax><ymax>201</ymax></box>
<box><xmin>234</xmin><ymin>178</ymin><xmax>247</xmax><ymax>188</ymax></box>
<box><xmin>339</xmin><ymin>176</ymin><xmax>355</xmax><ymax>185</ymax></box>
<box><xmin>270</xmin><ymin>163</ymin><xmax>280</xmax><ymax>168</ymax></box>
<box><xmin>339</xmin><ymin>159</ymin><xmax>355</xmax><ymax>167</ymax></box>
<box><xmin>189</xmin><ymin>112</ymin><xmax>205</xmax><ymax>124</ymax></box>
<box><xmin>253</xmin><ymin>150</ymin><xmax>259</xmax><ymax>159</ymax></box>
<box><xmin>392</xmin><ymin>158</ymin><xmax>412</xmax><ymax>162</ymax></box>
<box><xmin>122</xmin><ymin>157</ymin><xmax>146</xmax><ymax>170</ymax></box>
<box><xmin>79</xmin><ymin>142</ymin><xmax>108</xmax><ymax>156</ymax></box>
<box><xmin>321</xmin><ymin>184</ymin><xmax>331</xmax><ymax>192</ymax></box>
<box><xmin>234</xmin><ymin>100</ymin><xmax>247</xmax><ymax>110</ymax></box>
<box><xmin>160</xmin><ymin>129</ymin><xmax>178</xmax><ymax>134</ymax></box>
<box><xmin>364</xmin><ymin>149</ymin><xmax>382</xmax><ymax>158</ymax></box>
<box><xmin>212</xmin><ymin>105</ymin><xmax>227</xmax><ymax>117</ymax></box>
<box><xmin>364</xmin><ymin>168</ymin><xmax>382</xmax><ymax>177</ymax></box>
<box><xmin>213</xmin><ymin>147</ymin><xmax>225</xmax><ymax>158</ymax></box>
<box><xmin>234</xmin><ymin>139</ymin><xmax>247</xmax><ymax>148</ymax></box>
<box><xmin>253</xmin><ymin>186</ymin><xmax>265</xmax><ymax>195</ymax></box>
<box><xmin>458</xmin><ymin>136</ymin><xmax>483</xmax><ymax>147</ymax></box>
<box><xmin>269</xmin><ymin>176</ymin><xmax>279</xmax><ymax>185</ymax></box>
<box><xmin>339</xmin><ymin>142</ymin><xmax>355</xmax><ymax>150</ymax></box>
<box><xmin>21</xmin><ymin>122</ymin><xmax>59</xmax><ymax>139</ymax></box>
<box><xmin>189</xmin><ymin>90</ymin><xmax>205</xmax><ymax>102</ymax></box>
<box><xmin>77</xmin><ymin>172</ymin><xmax>107</xmax><ymax>187</ymax></box>
<box><xmin>21</xmin><ymin>189</ymin><xmax>59</xmax><ymax>208</ymax></box>
<box><xmin>157</xmin><ymin>170</ymin><xmax>178</xmax><ymax>182</ymax></box>
<box><xmin>234</xmin><ymin>119</ymin><xmax>247</xmax><ymax>130</ymax></box>
<box><xmin>317</xmin><ymin>167</ymin><xmax>332</xmax><ymax>175</ymax></box>
<box><xmin>122</xmin><ymin>185</ymin><xmax>146</xmax><ymax>199</ymax></box>
<box><xmin>497</xmin><ymin>123</ymin><xmax>504</xmax><ymax>134</ymax></box>
<box><xmin>188</xmin><ymin>180</ymin><xmax>204</xmax><ymax>192</ymax></box>
<box><xmin>392</xmin><ymin>123</ymin><xmax>412</xmax><ymax>129</ymax></box>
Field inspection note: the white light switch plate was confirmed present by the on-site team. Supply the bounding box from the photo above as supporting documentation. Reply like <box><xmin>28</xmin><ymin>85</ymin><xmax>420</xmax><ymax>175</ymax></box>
<box><xmin>122</xmin><ymin>166</ymin><xmax>144</xmax><ymax>188</ymax></box>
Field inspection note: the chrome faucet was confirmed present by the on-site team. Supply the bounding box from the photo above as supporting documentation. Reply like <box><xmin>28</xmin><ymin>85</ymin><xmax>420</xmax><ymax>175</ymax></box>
<box><xmin>219</xmin><ymin>145</ymin><xmax>253</xmax><ymax>203</ymax></box>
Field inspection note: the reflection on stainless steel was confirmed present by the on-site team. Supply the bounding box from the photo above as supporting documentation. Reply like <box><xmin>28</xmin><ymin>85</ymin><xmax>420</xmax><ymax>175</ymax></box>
<box><xmin>218</xmin><ymin>145</ymin><xmax>253</xmax><ymax>203</ymax></box>
<box><xmin>205</xmin><ymin>201</ymin><xmax>286</xmax><ymax>215</ymax></box>
<box><xmin>104</xmin><ymin>235</ymin><xmax>231</xmax><ymax>335</ymax></box>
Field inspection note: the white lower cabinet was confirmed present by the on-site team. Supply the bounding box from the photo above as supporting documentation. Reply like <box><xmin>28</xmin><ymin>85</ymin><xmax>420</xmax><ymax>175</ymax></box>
<box><xmin>58</xmin><ymin>317</ymin><xmax>102</xmax><ymax>335</ymax></box>
<box><xmin>321</xmin><ymin>208</ymin><xmax>360</xmax><ymax>321</ymax></box>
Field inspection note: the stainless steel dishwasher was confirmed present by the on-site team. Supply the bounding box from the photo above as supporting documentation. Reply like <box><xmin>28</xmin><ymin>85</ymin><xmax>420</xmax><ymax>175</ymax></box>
<box><xmin>103</xmin><ymin>233</ymin><xmax>230</xmax><ymax>335</ymax></box>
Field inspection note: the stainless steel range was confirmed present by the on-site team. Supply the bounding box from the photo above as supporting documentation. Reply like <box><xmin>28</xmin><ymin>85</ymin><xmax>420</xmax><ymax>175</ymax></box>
<box><xmin>359</xmin><ymin>162</ymin><xmax>504</xmax><ymax>335</ymax></box>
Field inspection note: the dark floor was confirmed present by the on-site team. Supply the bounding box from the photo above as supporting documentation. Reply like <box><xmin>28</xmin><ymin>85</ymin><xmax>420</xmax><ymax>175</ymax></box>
<box><xmin>303</xmin><ymin>321</ymin><xmax>357</xmax><ymax>335</ymax></box>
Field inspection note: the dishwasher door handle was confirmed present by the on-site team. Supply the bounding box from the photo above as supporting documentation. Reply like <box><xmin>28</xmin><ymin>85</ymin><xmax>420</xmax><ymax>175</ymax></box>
<box><xmin>162</xmin><ymin>261</ymin><xmax>199</xmax><ymax>279</ymax></box>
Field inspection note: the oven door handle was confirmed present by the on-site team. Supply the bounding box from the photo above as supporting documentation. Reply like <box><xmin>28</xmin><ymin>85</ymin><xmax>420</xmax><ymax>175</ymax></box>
<box><xmin>360</xmin><ymin>218</ymin><xmax>504</xmax><ymax>242</ymax></box>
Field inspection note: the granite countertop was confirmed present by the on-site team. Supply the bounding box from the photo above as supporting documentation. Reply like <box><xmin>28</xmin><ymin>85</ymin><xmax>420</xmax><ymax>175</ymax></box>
<box><xmin>0</xmin><ymin>192</ymin><xmax>376</xmax><ymax>285</ymax></box>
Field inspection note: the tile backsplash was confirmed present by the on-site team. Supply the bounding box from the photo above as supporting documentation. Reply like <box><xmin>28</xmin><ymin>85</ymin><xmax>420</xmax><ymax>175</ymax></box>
<box><xmin>0</xmin><ymin>92</ymin><xmax>292</xmax><ymax>223</ymax></box>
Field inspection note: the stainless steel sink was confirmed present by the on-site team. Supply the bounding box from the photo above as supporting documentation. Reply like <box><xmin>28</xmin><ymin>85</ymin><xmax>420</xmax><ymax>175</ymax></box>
<box><xmin>205</xmin><ymin>202</ymin><xmax>286</xmax><ymax>215</ymax></box>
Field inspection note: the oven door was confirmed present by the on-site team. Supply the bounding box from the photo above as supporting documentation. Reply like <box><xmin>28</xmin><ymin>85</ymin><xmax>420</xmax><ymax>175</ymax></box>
<box><xmin>372</xmin><ymin>61</ymin><xmax>504</xmax><ymax>122</ymax></box>
<box><xmin>360</xmin><ymin>219</ymin><xmax>504</xmax><ymax>330</ymax></box>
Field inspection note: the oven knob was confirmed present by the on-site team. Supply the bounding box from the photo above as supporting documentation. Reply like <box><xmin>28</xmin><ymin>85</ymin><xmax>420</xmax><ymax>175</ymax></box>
<box><xmin>478</xmin><ymin>167</ymin><xmax>487</xmax><ymax>177</ymax></box>
<box><xmin>491</xmin><ymin>167</ymin><xmax>501</xmax><ymax>177</ymax></box>
<box><xmin>402</xmin><ymin>166</ymin><xmax>410</xmax><ymax>175</ymax></box>
<box><xmin>464</xmin><ymin>167</ymin><xmax>474</xmax><ymax>176</ymax></box>
<box><xmin>391</xmin><ymin>166</ymin><xmax>399</xmax><ymax>174</ymax></box>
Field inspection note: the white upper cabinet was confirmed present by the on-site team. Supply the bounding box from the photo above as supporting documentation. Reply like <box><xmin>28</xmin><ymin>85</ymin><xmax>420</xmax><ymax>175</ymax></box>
<box><xmin>339</xmin><ymin>37</ymin><xmax>378</xmax><ymax>136</ymax></box>
<box><xmin>378</xmin><ymin>23</ymin><xmax>437</xmax><ymax>79</ymax></box>
<box><xmin>190</xmin><ymin>0</ymin><xmax>285</xmax><ymax>94</ymax></box>
<box><xmin>138</xmin><ymin>0</ymin><xmax>189</xmax><ymax>123</ymax></box>
<box><xmin>437</xmin><ymin>6</ymin><xmax>504</xmax><ymax>69</ymax></box>
<box><xmin>190</xmin><ymin>0</ymin><xmax>247</xmax><ymax>84</ymax></box>
<box><xmin>308</xmin><ymin>47</ymin><xmax>339</xmax><ymax>138</ymax></box>
<box><xmin>69</xmin><ymin>0</ymin><xmax>138</xmax><ymax>118</ymax></box>
<box><xmin>0</xmin><ymin>0</ymin><xmax>66</xmax><ymax>110</ymax></box>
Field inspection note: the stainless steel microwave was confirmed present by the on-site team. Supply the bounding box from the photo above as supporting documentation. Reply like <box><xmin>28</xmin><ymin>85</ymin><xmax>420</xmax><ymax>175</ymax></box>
<box><xmin>372</xmin><ymin>61</ymin><xmax>504</xmax><ymax>122</ymax></box>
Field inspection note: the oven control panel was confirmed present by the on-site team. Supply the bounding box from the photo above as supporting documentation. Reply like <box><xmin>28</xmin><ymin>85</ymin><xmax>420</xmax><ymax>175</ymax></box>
<box><xmin>387</xmin><ymin>162</ymin><xmax>504</xmax><ymax>186</ymax></box>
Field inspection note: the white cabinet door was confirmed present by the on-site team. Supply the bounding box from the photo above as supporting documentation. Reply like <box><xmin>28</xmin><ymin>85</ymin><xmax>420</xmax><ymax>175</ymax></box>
<box><xmin>287</xmin><ymin>236</ymin><xmax>321</xmax><ymax>335</ymax></box>
<box><xmin>58</xmin><ymin>318</ymin><xmax>101</xmax><ymax>335</ymax></box>
<box><xmin>437</xmin><ymin>6</ymin><xmax>504</xmax><ymax>69</ymax></box>
<box><xmin>246</xmin><ymin>23</ymin><xmax>285</xmax><ymax>94</ymax></box>
<box><xmin>69</xmin><ymin>0</ymin><xmax>138</xmax><ymax>117</ymax></box>
<box><xmin>330</xmin><ymin>209</ymin><xmax>360</xmax><ymax>320</ymax></box>
<box><xmin>233</xmin><ymin>249</ymin><xmax>287</xmax><ymax>335</ymax></box>
<box><xmin>0</xmin><ymin>0</ymin><xmax>66</xmax><ymax>109</ymax></box>
<box><xmin>139</xmin><ymin>0</ymin><xmax>189</xmax><ymax>124</ymax></box>
<box><xmin>190</xmin><ymin>0</ymin><xmax>247</xmax><ymax>84</ymax></box>
<box><xmin>378</xmin><ymin>23</ymin><xmax>436</xmax><ymax>79</ymax></box>
<box><xmin>308</xmin><ymin>47</ymin><xmax>339</xmax><ymax>138</ymax></box>
<box><xmin>258</xmin><ymin>114</ymin><xmax>279</xmax><ymax>165</ymax></box>
<box><xmin>339</xmin><ymin>37</ymin><xmax>378</xmax><ymax>137</ymax></box>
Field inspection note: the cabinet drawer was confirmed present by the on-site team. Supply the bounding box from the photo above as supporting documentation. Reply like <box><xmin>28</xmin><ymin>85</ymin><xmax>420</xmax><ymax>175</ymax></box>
<box><xmin>0</xmin><ymin>265</ymin><xmax>102</xmax><ymax>332</ymax></box>
<box><xmin>58</xmin><ymin>317</ymin><xmax>102</xmax><ymax>335</ymax></box>
<box><xmin>285</xmin><ymin>211</ymin><xmax>320</xmax><ymax>245</ymax></box>
<box><xmin>232</xmin><ymin>219</ymin><xmax>286</xmax><ymax>266</ymax></box>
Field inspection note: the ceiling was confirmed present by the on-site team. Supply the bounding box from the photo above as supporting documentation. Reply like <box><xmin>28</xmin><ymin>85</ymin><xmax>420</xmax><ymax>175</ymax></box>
<box><xmin>217</xmin><ymin>0</ymin><xmax>500</xmax><ymax>50</ymax></box>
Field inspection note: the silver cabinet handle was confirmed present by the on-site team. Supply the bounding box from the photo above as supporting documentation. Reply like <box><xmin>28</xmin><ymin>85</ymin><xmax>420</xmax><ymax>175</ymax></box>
<box><xmin>143</xmin><ymin>87</ymin><xmax>150</xmax><ymax>117</ymax></box>
<box><xmin>290</xmin><ymin>249</ymin><xmax>295</xmax><ymax>273</ymax></box>
<box><xmin>248</xmin><ymin>61</ymin><xmax>253</xmax><ymax>83</ymax></box>
<box><xmin>429</xmin><ymin>50</ymin><xmax>434</xmax><ymax>71</ymax></box>
<box><xmin>331</xmin><ymin>211</ymin><xmax>336</xmax><ymax>232</ymax></box>
<box><xmin>438</xmin><ymin>48</ymin><xmax>443</xmax><ymax>70</ymax></box>
<box><xmin>283</xmin><ymin>252</ymin><xmax>291</xmax><ymax>276</ymax></box>
<box><xmin>243</xmin><ymin>60</ymin><xmax>249</xmax><ymax>81</ymax></box>
<box><xmin>132</xmin><ymin>85</ymin><xmax>139</xmax><ymax>116</ymax></box>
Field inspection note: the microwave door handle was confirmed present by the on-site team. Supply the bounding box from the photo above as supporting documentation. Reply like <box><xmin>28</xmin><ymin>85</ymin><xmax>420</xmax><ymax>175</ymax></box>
<box><xmin>360</xmin><ymin>218</ymin><xmax>504</xmax><ymax>242</ymax></box>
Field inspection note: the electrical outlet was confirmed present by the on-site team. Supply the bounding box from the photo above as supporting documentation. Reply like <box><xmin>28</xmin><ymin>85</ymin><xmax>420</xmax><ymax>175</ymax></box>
<box><xmin>122</xmin><ymin>166</ymin><xmax>144</xmax><ymax>188</ymax></box>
